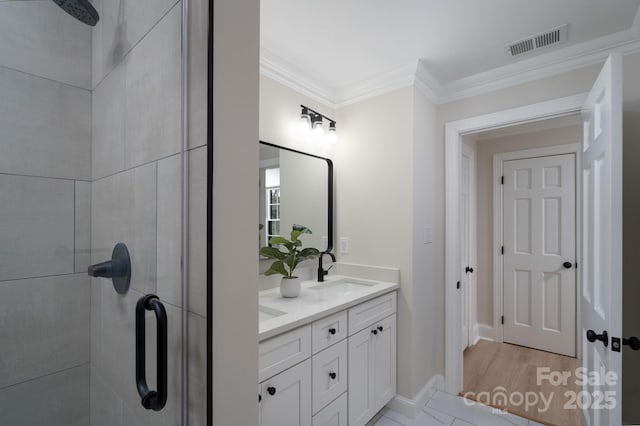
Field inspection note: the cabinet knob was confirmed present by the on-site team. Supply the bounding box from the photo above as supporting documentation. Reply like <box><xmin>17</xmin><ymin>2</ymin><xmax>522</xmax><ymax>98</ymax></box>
<box><xmin>371</xmin><ymin>329</ymin><xmax>378</xmax><ymax>335</ymax></box>
<box><xmin>258</xmin><ymin>394</ymin><xmax>262</xmax><ymax>403</ymax></box>
<box><xmin>377</xmin><ymin>326</ymin><xmax>384</xmax><ymax>332</ymax></box>
<box><xmin>329</xmin><ymin>372</ymin><xmax>337</xmax><ymax>380</ymax></box>
<box><xmin>267</xmin><ymin>386</ymin><xmax>276</xmax><ymax>396</ymax></box>
<box><xmin>328</xmin><ymin>328</ymin><xmax>336</xmax><ymax>335</ymax></box>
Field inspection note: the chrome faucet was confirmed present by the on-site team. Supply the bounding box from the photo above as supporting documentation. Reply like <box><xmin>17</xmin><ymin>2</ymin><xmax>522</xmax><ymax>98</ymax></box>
<box><xmin>317</xmin><ymin>252</ymin><xmax>336</xmax><ymax>282</ymax></box>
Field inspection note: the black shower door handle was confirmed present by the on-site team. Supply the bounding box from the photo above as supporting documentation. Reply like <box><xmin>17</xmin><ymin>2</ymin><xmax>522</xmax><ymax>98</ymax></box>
<box><xmin>135</xmin><ymin>294</ymin><xmax>168</xmax><ymax>411</ymax></box>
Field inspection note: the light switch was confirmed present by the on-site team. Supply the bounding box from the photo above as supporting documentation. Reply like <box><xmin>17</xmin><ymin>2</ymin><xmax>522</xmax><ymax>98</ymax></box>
<box><xmin>339</xmin><ymin>237</ymin><xmax>349</xmax><ymax>254</ymax></box>
<box><xmin>423</xmin><ymin>226</ymin><xmax>433</xmax><ymax>244</ymax></box>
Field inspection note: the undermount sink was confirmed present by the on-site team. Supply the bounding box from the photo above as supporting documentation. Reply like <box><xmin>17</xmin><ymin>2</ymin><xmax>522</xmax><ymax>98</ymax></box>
<box><xmin>309</xmin><ymin>278</ymin><xmax>378</xmax><ymax>296</ymax></box>
<box><xmin>259</xmin><ymin>305</ymin><xmax>286</xmax><ymax>322</ymax></box>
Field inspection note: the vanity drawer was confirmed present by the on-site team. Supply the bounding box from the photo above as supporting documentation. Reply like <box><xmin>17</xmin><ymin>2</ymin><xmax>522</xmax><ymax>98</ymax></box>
<box><xmin>312</xmin><ymin>339</ymin><xmax>347</xmax><ymax>414</ymax></box>
<box><xmin>312</xmin><ymin>392</ymin><xmax>347</xmax><ymax>426</ymax></box>
<box><xmin>259</xmin><ymin>325</ymin><xmax>311</xmax><ymax>382</ymax></box>
<box><xmin>348</xmin><ymin>292</ymin><xmax>396</xmax><ymax>335</ymax></box>
<box><xmin>312</xmin><ymin>311</ymin><xmax>347</xmax><ymax>354</ymax></box>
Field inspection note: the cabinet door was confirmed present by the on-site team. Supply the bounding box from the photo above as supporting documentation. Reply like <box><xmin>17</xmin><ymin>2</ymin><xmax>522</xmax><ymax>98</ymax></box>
<box><xmin>260</xmin><ymin>359</ymin><xmax>311</xmax><ymax>426</ymax></box>
<box><xmin>373</xmin><ymin>314</ymin><xmax>396</xmax><ymax>411</ymax></box>
<box><xmin>348</xmin><ymin>327</ymin><xmax>374</xmax><ymax>426</ymax></box>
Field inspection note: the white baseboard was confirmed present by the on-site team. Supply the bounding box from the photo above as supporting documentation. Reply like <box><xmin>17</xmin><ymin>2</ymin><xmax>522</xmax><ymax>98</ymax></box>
<box><xmin>473</xmin><ymin>324</ymin><xmax>496</xmax><ymax>345</ymax></box>
<box><xmin>386</xmin><ymin>374</ymin><xmax>444</xmax><ymax>418</ymax></box>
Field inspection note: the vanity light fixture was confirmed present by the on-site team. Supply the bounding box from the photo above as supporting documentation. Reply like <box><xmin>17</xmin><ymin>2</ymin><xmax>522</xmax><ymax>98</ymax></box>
<box><xmin>299</xmin><ymin>104</ymin><xmax>337</xmax><ymax>142</ymax></box>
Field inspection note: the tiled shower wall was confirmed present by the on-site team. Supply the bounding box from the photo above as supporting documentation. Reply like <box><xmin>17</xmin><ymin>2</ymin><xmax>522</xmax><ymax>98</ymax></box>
<box><xmin>0</xmin><ymin>1</ymin><xmax>92</xmax><ymax>424</ymax></box>
<box><xmin>90</xmin><ymin>0</ymin><xmax>207</xmax><ymax>425</ymax></box>
<box><xmin>0</xmin><ymin>0</ymin><xmax>208</xmax><ymax>424</ymax></box>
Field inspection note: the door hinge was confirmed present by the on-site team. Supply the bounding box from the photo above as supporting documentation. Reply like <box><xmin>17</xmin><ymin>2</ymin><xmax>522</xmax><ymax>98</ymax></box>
<box><xmin>456</xmin><ymin>281</ymin><xmax>460</xmax><ymax>289</ymax></box>
<box><xmin>501</xmin><ymin>246</ymin><xmax>504</xmax><ymax>255</ymax></box>
<box><xmin>501</xmin><ymin>176</ymin><xmax>504</xmax><ymax>185</ymax></box>
<box><xmin>501</xmin><ymin>315</ymin><xmax>504</xmax><ymax>325</ymax></box>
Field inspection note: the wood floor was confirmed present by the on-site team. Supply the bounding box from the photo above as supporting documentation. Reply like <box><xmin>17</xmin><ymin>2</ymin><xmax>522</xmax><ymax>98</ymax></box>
<box><xmin>462</xmin><ymin>340</ymin><xmax>580</xmax><ymax>426</ymax></box>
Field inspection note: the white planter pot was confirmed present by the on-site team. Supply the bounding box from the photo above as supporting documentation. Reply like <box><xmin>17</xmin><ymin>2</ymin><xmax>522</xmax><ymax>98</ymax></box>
<box><xmin>280</xmin><ymin>276</ymin><xmax>302</xmax><ymax>298</ymax></box>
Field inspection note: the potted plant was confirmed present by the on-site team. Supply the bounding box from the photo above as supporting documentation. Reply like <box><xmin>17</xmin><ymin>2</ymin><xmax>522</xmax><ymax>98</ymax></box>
<box><xmin>260</xmin><ymin>225</ymin><xmax>320</xmax><ymax>297</ymax></box>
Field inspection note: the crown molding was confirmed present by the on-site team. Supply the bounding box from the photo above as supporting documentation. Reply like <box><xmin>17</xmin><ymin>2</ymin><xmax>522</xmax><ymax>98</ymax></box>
<box><xmin>259</xmin><ymin>48</ymin><xmax>337</xmax><ymax>108</ymax></box>
<box><xmin>436</xmin><ymin>28</ymin><xmax>640</xmax><ymax>104</ymax></box>
<box><xmin>413</xmin><ymin>60</ymin><xmax>440</xmax><ymax>103</ymax></box>
<box><xmin>333</xmin><ymin>64</ymin><xmax>416</xmax><ymax>108</ymax></box>
<box><xmin>633</xmin><ymin>4</ymin><xmax>640</xmax><ymax>37</ymax></box>
<box><xmin>260</xmin><ymin>8</ymin><xmax>640</xmax><ymax>108</ymax></box>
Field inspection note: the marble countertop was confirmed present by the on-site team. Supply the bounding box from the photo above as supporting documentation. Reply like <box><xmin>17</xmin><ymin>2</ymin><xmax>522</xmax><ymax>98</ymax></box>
<box><xmin>258</xmin><ymin>274</ymin><xmax>399</xmax><ymax>341</ymax></box>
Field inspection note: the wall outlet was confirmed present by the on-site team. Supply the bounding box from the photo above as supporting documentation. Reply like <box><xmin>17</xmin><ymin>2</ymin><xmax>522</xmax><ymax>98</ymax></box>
<box><xmin>423</xmin><ymin>226</ymin><xmax>433</xmax><ymax>244</ymax></box>
<box><xmin>339</xmin><ymin>237</ymin><xmax>349</xmax><ymax>254</ymax></box>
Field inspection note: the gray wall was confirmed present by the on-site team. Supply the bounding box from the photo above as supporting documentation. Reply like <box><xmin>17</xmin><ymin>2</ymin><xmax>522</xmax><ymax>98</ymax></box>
<box><xmin>0</xmin><ymin>1</ymin><xmax>91</xmax><ymax>424</ymax></box>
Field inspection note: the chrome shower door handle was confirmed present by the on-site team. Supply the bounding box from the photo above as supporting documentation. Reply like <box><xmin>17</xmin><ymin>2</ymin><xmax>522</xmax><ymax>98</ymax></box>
<box><xmin>135</xmin><ymin>294</ymin><xmax>168</xmax><ymax>411</ymax></box>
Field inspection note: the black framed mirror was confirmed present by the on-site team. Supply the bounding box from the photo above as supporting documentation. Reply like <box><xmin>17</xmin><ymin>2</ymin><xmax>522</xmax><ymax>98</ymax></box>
<box><xmin>258</xmin><ymin>141</ymin><xmax>333</xmax><ymax>255</ymax></box>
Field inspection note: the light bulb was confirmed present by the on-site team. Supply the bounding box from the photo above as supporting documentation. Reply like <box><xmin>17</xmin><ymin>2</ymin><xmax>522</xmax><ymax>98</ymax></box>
<box><xmin>311</xmin><ymin>114</ymin><xmax>323</xmax><ymax>137</ymax></box>
<box><xmin>298</xmin><ymin>107</ymin><xmax>311</xmax><ymax>132</ymax></box>
<box><xmin>312</xmin><ymin>123</ymin><xmax>324</xmax><ymax>137</ymax></box>
<box><xmin>327</xmin><ymin>122</ymin><xmax>337</xmax><ymax>143</ymax></box>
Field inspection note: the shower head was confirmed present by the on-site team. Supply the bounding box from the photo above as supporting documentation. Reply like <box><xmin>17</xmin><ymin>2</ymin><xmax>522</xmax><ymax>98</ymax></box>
<box><xmin>52</xmin><ymin>0</ymin><xmax>99</xmax><ymax>27</ymax></box>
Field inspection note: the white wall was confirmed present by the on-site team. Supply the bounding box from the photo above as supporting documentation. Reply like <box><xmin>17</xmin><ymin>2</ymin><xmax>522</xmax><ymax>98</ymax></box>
<box><xmin>473</xmin><ymin>125</ymin><xmax>581</xmax><ymax>326</ymax></box>
<box><xmin>335</xmin><ymin>87</ymin><xmax>415</xmax><ymax>396</ymax></box>
<box><xmin>411</xmin><ymin>87</ymin><xmax>444</xmax><ymax>396</ymax></box>
<box><xmin>212</xmin><ymin>0</ymin><xmax>260</xmax><ymax>424</ymax></box>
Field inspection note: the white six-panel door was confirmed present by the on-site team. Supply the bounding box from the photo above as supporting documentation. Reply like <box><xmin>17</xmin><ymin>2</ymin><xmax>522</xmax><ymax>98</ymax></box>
<box><xmin>503</xmin><ymin>153</ymin><xmax>576</xmax><ymax>356</ymax></box>
<box><xmin>580</xmin><ymin>54</ymin><xmax>623</xmax><ymax>426</ymax></box>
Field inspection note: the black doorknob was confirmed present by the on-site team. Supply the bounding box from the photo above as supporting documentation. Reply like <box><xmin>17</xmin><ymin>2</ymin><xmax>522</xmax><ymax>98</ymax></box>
<box><xmin>267</xmin><ymin>386</ymin><xmax>276</xmax><ymax>396</ymax></box>
<box><xmin>371</xmin><ymin>329</ymin><xmax>378</xmax><ymax>335</ymax></box>
<box><xmin>377</xmin><ymin>326</ymin><xmax>384</xmax><ymax>332</ymax></box>
<box><xmin>328</xmin><ymin>328</ymin><xmax>336</xmax><ymax>335</ymax></box>
<box><xmin>623</xmin><ymin>336</ymin><xmax>640</xmax><ymax>350</ymax></box>
<box><xmin>587</xmin><ymin>329</ymin><xmax>608</xmax><ymax>347</ymax></box>
<box><xmin>563</xmin><ymin>261</ymin><xmax>573</xmax><ymax>269</ymax></box>
<box><xmin>329</xmin><ymin>372</ymin><xmax>337</xmax><ymax>380</ymax></box>
<box><xmin>465</xmin><ymin>266</ymin><xmax>474</xmax><ymax>274</ymax></box>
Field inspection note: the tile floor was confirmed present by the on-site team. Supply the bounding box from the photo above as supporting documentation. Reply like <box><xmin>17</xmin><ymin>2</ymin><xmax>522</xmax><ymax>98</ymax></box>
<box><xmin>371</xmin><ymin>391</ymin><xmax>545</xmax><ymax>426</ymax></box>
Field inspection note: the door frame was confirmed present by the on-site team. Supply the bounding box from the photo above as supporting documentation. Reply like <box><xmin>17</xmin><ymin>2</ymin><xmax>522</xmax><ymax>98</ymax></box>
<box><xmin>492</xmin><ymin>144</ymin><xmax>581</xmax><ymax>358</ymax></box>
<box><xmin>444</xmin><ymin>93</ymin><xmax>587</xmax><ymax>394</ymax></box>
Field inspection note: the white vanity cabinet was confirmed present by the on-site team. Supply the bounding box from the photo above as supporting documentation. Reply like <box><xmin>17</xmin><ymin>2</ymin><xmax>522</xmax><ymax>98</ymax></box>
<box><xmin>259</xmin><ymin>290</ymin><xmax>397</xmax><ymax>426</ymax></box>
<box><xmin>348</xmin><ymin>293</ymin><xmax>397</xmax><ymax>426</ymax></box>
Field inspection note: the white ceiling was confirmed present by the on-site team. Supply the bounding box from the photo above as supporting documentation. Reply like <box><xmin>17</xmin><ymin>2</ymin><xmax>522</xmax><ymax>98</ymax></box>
<box><xmin>261</xmin><ymin>0</ymin><xmax>640</xmax><ymax>104</ymax></box>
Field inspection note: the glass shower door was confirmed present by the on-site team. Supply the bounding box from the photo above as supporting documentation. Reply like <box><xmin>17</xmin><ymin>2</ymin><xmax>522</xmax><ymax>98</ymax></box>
<box><xmin>0</xmin><ymin>1</ymin><xmax>188</xmax><ymax>424</ymax></box>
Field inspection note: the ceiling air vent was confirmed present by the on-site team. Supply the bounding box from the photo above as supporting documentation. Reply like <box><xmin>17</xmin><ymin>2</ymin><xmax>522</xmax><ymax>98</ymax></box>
<box><xmin>506</xmin><ymin>24</ymin><xmax>568</xmax><ymax>57</ymax></box>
